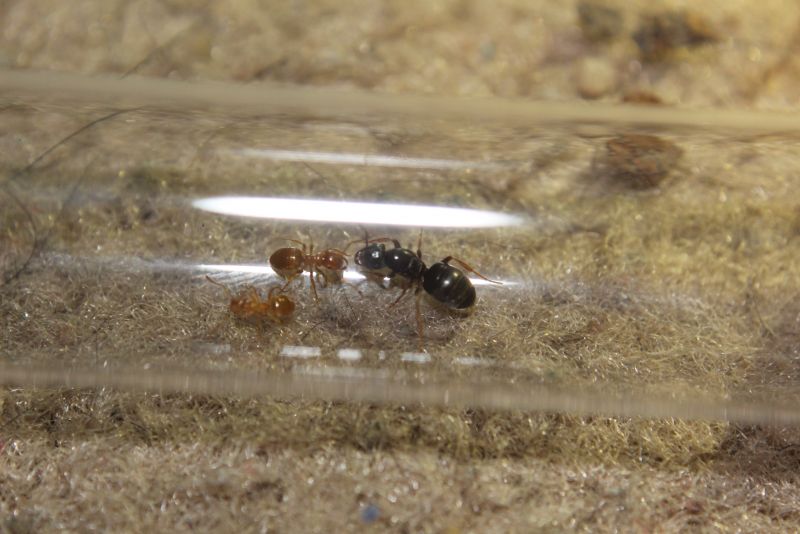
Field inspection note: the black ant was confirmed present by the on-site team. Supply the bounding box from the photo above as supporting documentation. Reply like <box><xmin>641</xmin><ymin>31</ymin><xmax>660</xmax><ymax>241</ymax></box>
<box><xmin>351</xmin><ymin>232</ymin><xmax>501</xmax><ymax>347</ymax></box>
<box><xmin>268</xmin><ymin>238</ymin><xmax>349</xmax><ymax>300</ymax></box>
<box><xmin>206</xmin><ymin>276</ymin><xmax>295</xmax><ymax>323</ymax></box>
<box><xmin>353</xmin><ymin>235</ymin><xmax>425</xmax><ymax>295</ymax></box>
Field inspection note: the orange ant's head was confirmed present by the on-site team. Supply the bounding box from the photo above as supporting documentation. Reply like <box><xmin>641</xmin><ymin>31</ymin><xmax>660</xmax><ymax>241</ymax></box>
<box><xmin>269</xmin><ymin>247</ymin><xmax>305</xmax><ymax>279</ymax></box>
<box><xmin>269</xmin><ymin>294</ymin><xmax>295</xmax><ymax>320</ymax></box>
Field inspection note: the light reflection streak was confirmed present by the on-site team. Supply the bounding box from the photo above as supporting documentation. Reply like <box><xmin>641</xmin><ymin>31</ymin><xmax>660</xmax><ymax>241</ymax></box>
<box><xmin>453</xmin><ymin>356</ymin><xmax>491</xmax><ymax>366</ymax></box>
<box><xmin>197</xmin><ymin>263</ymin><xmax>514</xmax><ymax>287</ymax></box>
<box><xmin>400</xmin><ymin>352</ymin><xmax>431</xmax><ymax>364</ymax></box>
<box><xmin>336</xmin><ymin>348</ymin><xmax>363</xmax><ymax>362</ymax></box>
<box><xmin>49</xmin><ymin>252</ymin><xmax>710</xmax><ymax>309</ymax></box>
<box><xmin>44</xmin><ymin>254</ymin><xmax>516</xmax><ymax>287</ymax></box>
<box><xmin>292</xmin><ymin>364</ymin><xmax>394</xmax><ymax>380</ymax></box>
<box><xmin>280</xmin><ymin>345</ymin><xmax>321</xmax><ymax>359</ymax></box>
<box><xmin>192</xmin><ymin>197</ymin><xmax>524</xmax><ymax>228</ymax></box>
<box><xmin>233</xmin><ymin>148</ymin><xmax>501</xmax><ymax>170</ymax></box>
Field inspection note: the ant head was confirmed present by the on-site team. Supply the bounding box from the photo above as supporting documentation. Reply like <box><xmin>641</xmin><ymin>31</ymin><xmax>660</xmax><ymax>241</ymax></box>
<box><xmin>270</xmin><ymin>294</ymin><xmax>295</xmax><ymax>319</ymax></box>
<box><xmin>354</xmin><ymin>243</ymin><xmax>386</xmax><ymax>270</ymax></box>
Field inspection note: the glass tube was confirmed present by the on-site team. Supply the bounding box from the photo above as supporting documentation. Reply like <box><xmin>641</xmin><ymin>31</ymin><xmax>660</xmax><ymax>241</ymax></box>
<box><xmin>2</xmin><ymin>70</ymin><xmax>799</xmax><ymax>424</ymax></box>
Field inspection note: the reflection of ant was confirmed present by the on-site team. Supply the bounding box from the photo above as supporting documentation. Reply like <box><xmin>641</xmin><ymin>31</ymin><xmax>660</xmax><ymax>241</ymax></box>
<box><xmin>269</xmin><ymin>239</ymin><xmax>349</xmax><ymax>300</ymax></box>
<box><xmin>206</xmin><ymin>276</ymin><xmax>295</xmax><ymax>323</ymax></box>
<box><xmin>351</xmin><ymin>232</ymin><xmax>501</xmax><ymax>348</ymax></box>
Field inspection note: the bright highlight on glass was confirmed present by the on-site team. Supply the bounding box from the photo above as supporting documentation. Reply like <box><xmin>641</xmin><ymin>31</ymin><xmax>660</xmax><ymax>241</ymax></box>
<box><xmin>192</xmin><ymin>196</ymin><xmax>524</xmax><ymax>228</ymax></box>
<box><xmin>233</xmin><ymin>148</ymin><xmax>501</xmax><ymax>170</ymax></box>
<box><xmin>197</xmin><ymin>263</ymin><xmax>513</xmax><ymax>286</ymax></box>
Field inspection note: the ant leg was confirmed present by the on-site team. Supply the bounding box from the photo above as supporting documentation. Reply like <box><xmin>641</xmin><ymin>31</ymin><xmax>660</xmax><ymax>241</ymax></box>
<box><xmin>309</xmin><ymin>268</ymin><xmax>319</xmax><ymax>301</ymax></box>
<box><xmin>316</xmin><ymin>270</ymin><xmax>329</xmax><ymax>288</ymax></box>
<box><xmin>205</xmin><ymin>275</ymin><xmax>233</xmax><ymax>298</ymax></box>
<box><xmin>325</xmin><ymin>268</ymin><xmax>363</xmax><ymax>296</ymax></box>
<box><xmin>440</xmin><ymin>256</ymin><xmax>503</xmax><ymax>285</ymax></box>
<box><xmin>416</xmin><ymin>229</ymin><xmax>423</xmax><ymax>259</ymax></box>
<box><xmin>415</xmin><ymin>287</ymin><xmax>425</xmax><ymax>352</ymax></box>
<box><xmin>279</xmin><ymin>273</ymin><xmax>299</xmax><ymax>293</ymax></box>
<box><xmin>344</xmin><ymin>229</ymin><xmax>370</xmax><ymax>253</ymax></box>
<box><xmin>361</xmin><ymin>272</ymin><xmax>390</xmax><ymax>289</ymax></box>
<box><xmin>343</xmin><ymin>281</ymin><xmax>363</xmax><ymax>296</ymax></box>
<box><xmin>299</xmin><ymin>318</ymin><xmax>328</xmax><ymax>343</ymax></box>
<box><xmin>340</xmin><ymin>287</ymin><xmax>359</xmax><ymax>323</ymax></box>
<box><xmin>343</xmin><ymin>239</ymin><xmax>363</xmax><ymax>253</ymax></box>
<box><xmin>247</xmin><ymin>286</ymin><xmax>261</xmax><ymax>302</ymax></box>
<box><xmin>388</xmin><ymin>287</ymin><xmax>409</xmax><ymax>308</ymax></box>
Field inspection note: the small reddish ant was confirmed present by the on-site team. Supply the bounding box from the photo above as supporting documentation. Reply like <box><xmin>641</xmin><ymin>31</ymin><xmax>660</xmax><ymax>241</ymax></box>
<box><xmin>206</xmin><ymin>276</ymin><xmax>295</xmax><ymax>323</ymax></box>
<box><xmin>268</xmin><ymin>238</ymin><xmax>349</xmax><ymax>300</ymax></box>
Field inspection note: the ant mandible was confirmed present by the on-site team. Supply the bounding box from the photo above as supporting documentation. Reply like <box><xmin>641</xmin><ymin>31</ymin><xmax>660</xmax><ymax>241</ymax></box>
<box><xmin>351</xmin><ymin>232</ymin><xmax>501</xmax><ymax>348</ymax></box>
<box><xmin>206</xmin><ymin>276</ymin><xmax>295</xmax><ymax>323</ymax></box>
<box><xmin>268</xmin><ymin>238</ymin><xmax>349</xmax><ymax>300</ymax></box>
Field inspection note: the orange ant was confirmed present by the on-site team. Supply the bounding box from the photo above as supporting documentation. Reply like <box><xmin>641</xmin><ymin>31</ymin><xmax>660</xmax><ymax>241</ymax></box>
<box><xmin>205</xmin><ymin>276</ymin><xmax>295</xmax><ymax>323</ymax></box>
<box><xmin>268</xmin><ymin>238</ymin><xmax>349</xmax><ymax>300</ymax></box>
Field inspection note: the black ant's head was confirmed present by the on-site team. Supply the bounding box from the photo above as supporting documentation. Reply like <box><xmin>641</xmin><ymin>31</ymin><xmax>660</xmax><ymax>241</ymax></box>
<box><xmin>354</xmin><ymin>243</ymin><xmax>386</xmax><ymax>270</ymax></box>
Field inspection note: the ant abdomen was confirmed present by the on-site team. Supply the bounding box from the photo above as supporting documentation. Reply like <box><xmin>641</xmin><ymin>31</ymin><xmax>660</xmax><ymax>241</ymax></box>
<box><xmin>422</xmin><ymin>261</ymin><xmax>477</xmax><ymax>309</ymax></box>
<box><xmin>269</xmin><ymin>247</ymin><xmax>305</xmax><ymax>280</ymax></box>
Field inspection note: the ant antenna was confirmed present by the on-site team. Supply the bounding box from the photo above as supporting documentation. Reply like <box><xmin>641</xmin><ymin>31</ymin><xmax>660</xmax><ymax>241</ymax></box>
<box><xmin>441</xmin><ymin>257</ymin><xmax>503</xmax><ymax>285</ymax></box>
<box><xmin>344</xmin><ymin>228</ymin><xmax>370</xmax><ymax>253</ymax></box>
<box><xmin>267</xmin><ymin>286</ymin><xmax>282</xmax><ymax>300</ymax></box>
<box><xmin>205</xmin><ymin>275</ymin><xmax>233</xmax><ymax>298</ymax></box>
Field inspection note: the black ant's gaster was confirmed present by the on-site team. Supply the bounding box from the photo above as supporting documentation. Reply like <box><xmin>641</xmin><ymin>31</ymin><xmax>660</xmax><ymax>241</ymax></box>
<box><xmin>422</xmin><ymin>256</ymin><xmax>487</xmax><ymax>309</ymax></box>
<box><xmin>351</xmin><ymin>232</ymin><xmax>501</xmax><ymax>348</ymax></box>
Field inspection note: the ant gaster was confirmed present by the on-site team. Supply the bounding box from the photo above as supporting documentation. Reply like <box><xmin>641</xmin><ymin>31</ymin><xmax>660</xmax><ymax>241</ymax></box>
<box><xmin>269</xmin><ymin>238</ymin><xmax>349</xmax><ymax>300</ymax></box>
<box><xmin>206</xmin><ymin>276</ymin><xmax>295</xmax><ymax>322</ymax></box>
